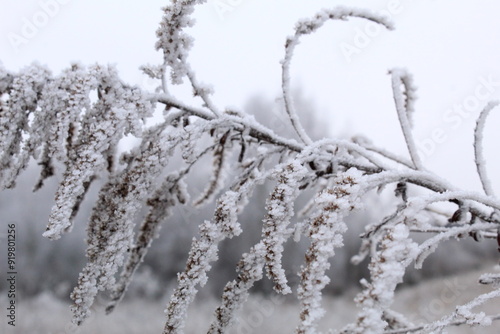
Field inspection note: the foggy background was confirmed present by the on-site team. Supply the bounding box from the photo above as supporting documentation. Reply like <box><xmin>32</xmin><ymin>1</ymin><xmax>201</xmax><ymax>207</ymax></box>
<box><xmin>1</xmin><ymin>0</ymin><xmax>500</xmax><ymax>303</ymax></box>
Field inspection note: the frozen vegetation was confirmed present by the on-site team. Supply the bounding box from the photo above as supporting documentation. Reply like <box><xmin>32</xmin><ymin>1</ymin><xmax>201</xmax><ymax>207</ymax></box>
<box><xmin>1</xmin><ymin>1</ymin><xmax>500</xmax><ymax>333</ymax></box>
<box><xmin>3</xmin><ymin>265</ymin><xmax>499</xmax><ymax>334</ymax></box>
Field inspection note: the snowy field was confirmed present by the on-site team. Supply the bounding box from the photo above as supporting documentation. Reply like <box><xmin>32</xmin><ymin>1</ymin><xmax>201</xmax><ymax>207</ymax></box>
<box><xmin>2</xmin><ymin>265</ymin><xmax>499</xmax><ymax>334</ymax></box>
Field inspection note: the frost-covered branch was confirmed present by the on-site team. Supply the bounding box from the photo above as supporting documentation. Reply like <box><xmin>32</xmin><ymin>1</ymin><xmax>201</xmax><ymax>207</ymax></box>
<box><xmin>281</xmin><ymin>7</ymin><xmax>394</xmax><ymax>145</ymax></box>
<box><xmin>106</xmin><ymin>170</ymin><xmax>190</xmax><ymax>314</ymax></box>
<box><xmin>155</xmin><ymin>0</ymin><xmax>221</xmax><ymax>117</ymax></box>
<box><xmin>390</xmin><ymin>68</ymin><xmax>422</xmax><ymax>170</ymax></box>
<box><xmin>474</xmin><ymin>100</ymin><xmax>499</xmax><ymax>197</ymax></box>
<box><xmin>297</xmin><ymin>170</ymin><xmax>362</xmax><ymax>333</ymax></box>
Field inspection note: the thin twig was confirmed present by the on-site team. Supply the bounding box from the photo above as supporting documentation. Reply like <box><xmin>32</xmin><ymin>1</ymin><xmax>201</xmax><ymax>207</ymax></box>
<box><xmin>390</xmin><ymin>68</ymin><xmax>422</xmax><ymax>170</ymax></box>
<box><xmin>384</xmin><ymin>314</ymin><xmax>500</xmax><ymax>333</ymax></box>
<box><xmin>353</xmin><ymin>136</ymin><xmax>414</xmax><ymax>168</ymax></box>
<box><xmin>281</xmin><ymin>7</ymin><xmax>394</xmax><ymax>145</ymax></box>
<box><xmin>186</xmin><ymin>64</ymin><xmax>222</xmax><ymax>117</ymax></box>
<box><xmin>156</xmin><ymin>94</ymin><xmax>305</xmax><ymax>153</ymax></box>
<box><xmin>474</xmin><ymin>100</ymin><xmax>499</xmax><ymax>197</ymax></box>
<box><xmin>161</xmin><ymin>65</ymin><xmax>169</xmax><ymax>94</ymax></box>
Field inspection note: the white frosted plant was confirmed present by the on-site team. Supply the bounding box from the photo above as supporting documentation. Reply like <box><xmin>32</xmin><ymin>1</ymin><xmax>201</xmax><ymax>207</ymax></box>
<box><xmin>2</xmin><ymin>2</ymin><xmax>500</xmax><ymax>333</ymax></box>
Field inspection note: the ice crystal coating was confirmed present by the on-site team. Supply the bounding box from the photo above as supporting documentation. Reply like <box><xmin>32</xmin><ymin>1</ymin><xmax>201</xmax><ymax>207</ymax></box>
<box><xmin>1</xmin><ymin>3</ymin><xmax>500</xmax><ymax>334</ymax></box>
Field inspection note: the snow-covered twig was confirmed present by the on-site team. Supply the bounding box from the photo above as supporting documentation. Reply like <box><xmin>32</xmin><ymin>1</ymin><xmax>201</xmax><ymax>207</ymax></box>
<box><xmin>156</xmin><ymin>94</ymin><xmax>304</xmax><ymax>153</ymax></box>
<box><xmin>390</xmin><ymin>68</ymin><xmax>422</xmax><ymax>170</ymax></box>
<box><xmin>155</xmin><ymin>0</ymin><xmax>221</xmax><ymax>117</ymax></box>
<box><xmin>298</xmin><ymin>170</ymin><xmax>362</xmax><ymax>333</ymax></box>
<box><xmin>423</xmin><ymin>288</ymin><xmax>500</xmax><ymax>332</ymax></box>
<box><xmin>384</xmin><ymin>313</ymin><xmax>500</xmax><ymax>334</ymax></box>
<box><xmin>263</xmin><ymin>162</ymin><xmax>308</xmax><ymax>294</ymax></box>
<box><xmin>106</xmin><ymin>170</ymin><xmax>191</xmax><ymax>314</ymax></box>
<box><xmin>353</xmin><ymin>135</ymin><xmax>414</xmax><ymax>169</ymax></box>
<box><xmin>474</xmin><ymin>100</ymin><xmax>499</xmax><ymax>197</ymax></box>
<box><xmin>281</xmin><ymin>7</ymin><xmax>394</xmax><ymax>145</ymax></box>
<box><xmin>164</xmin><ymin>190</ymin><xmax>243</xmax><ymax>333</ymax></box>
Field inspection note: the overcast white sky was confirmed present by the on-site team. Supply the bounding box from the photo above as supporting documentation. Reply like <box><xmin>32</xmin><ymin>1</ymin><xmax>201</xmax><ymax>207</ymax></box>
<box><xmin>2</xmin><ymin>0</ymin><xmax>500</xmax><ymax>193</ymax></box>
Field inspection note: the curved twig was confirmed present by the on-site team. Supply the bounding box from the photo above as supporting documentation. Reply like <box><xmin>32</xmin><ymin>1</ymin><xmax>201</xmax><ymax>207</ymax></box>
<box><xmin>390</xmin><ymin>68</ymin><xmax>422</xmax><ymax>170</ymax></box>
<box><xmin>474</xmin><ymin>100</ymin><xmax>499</xmax><ymax>197</ymax></box>
<box><xmin>281</xmin><ymin>7</ymin><xmax>394</xmax><ymax>145</ymax></box>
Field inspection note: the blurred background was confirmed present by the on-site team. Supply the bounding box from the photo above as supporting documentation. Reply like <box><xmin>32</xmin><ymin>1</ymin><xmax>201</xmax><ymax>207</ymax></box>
<box><xmin>1</xmin><ymin>0</ymin><xmax>500</xmax><ymax>330</ymax></box>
